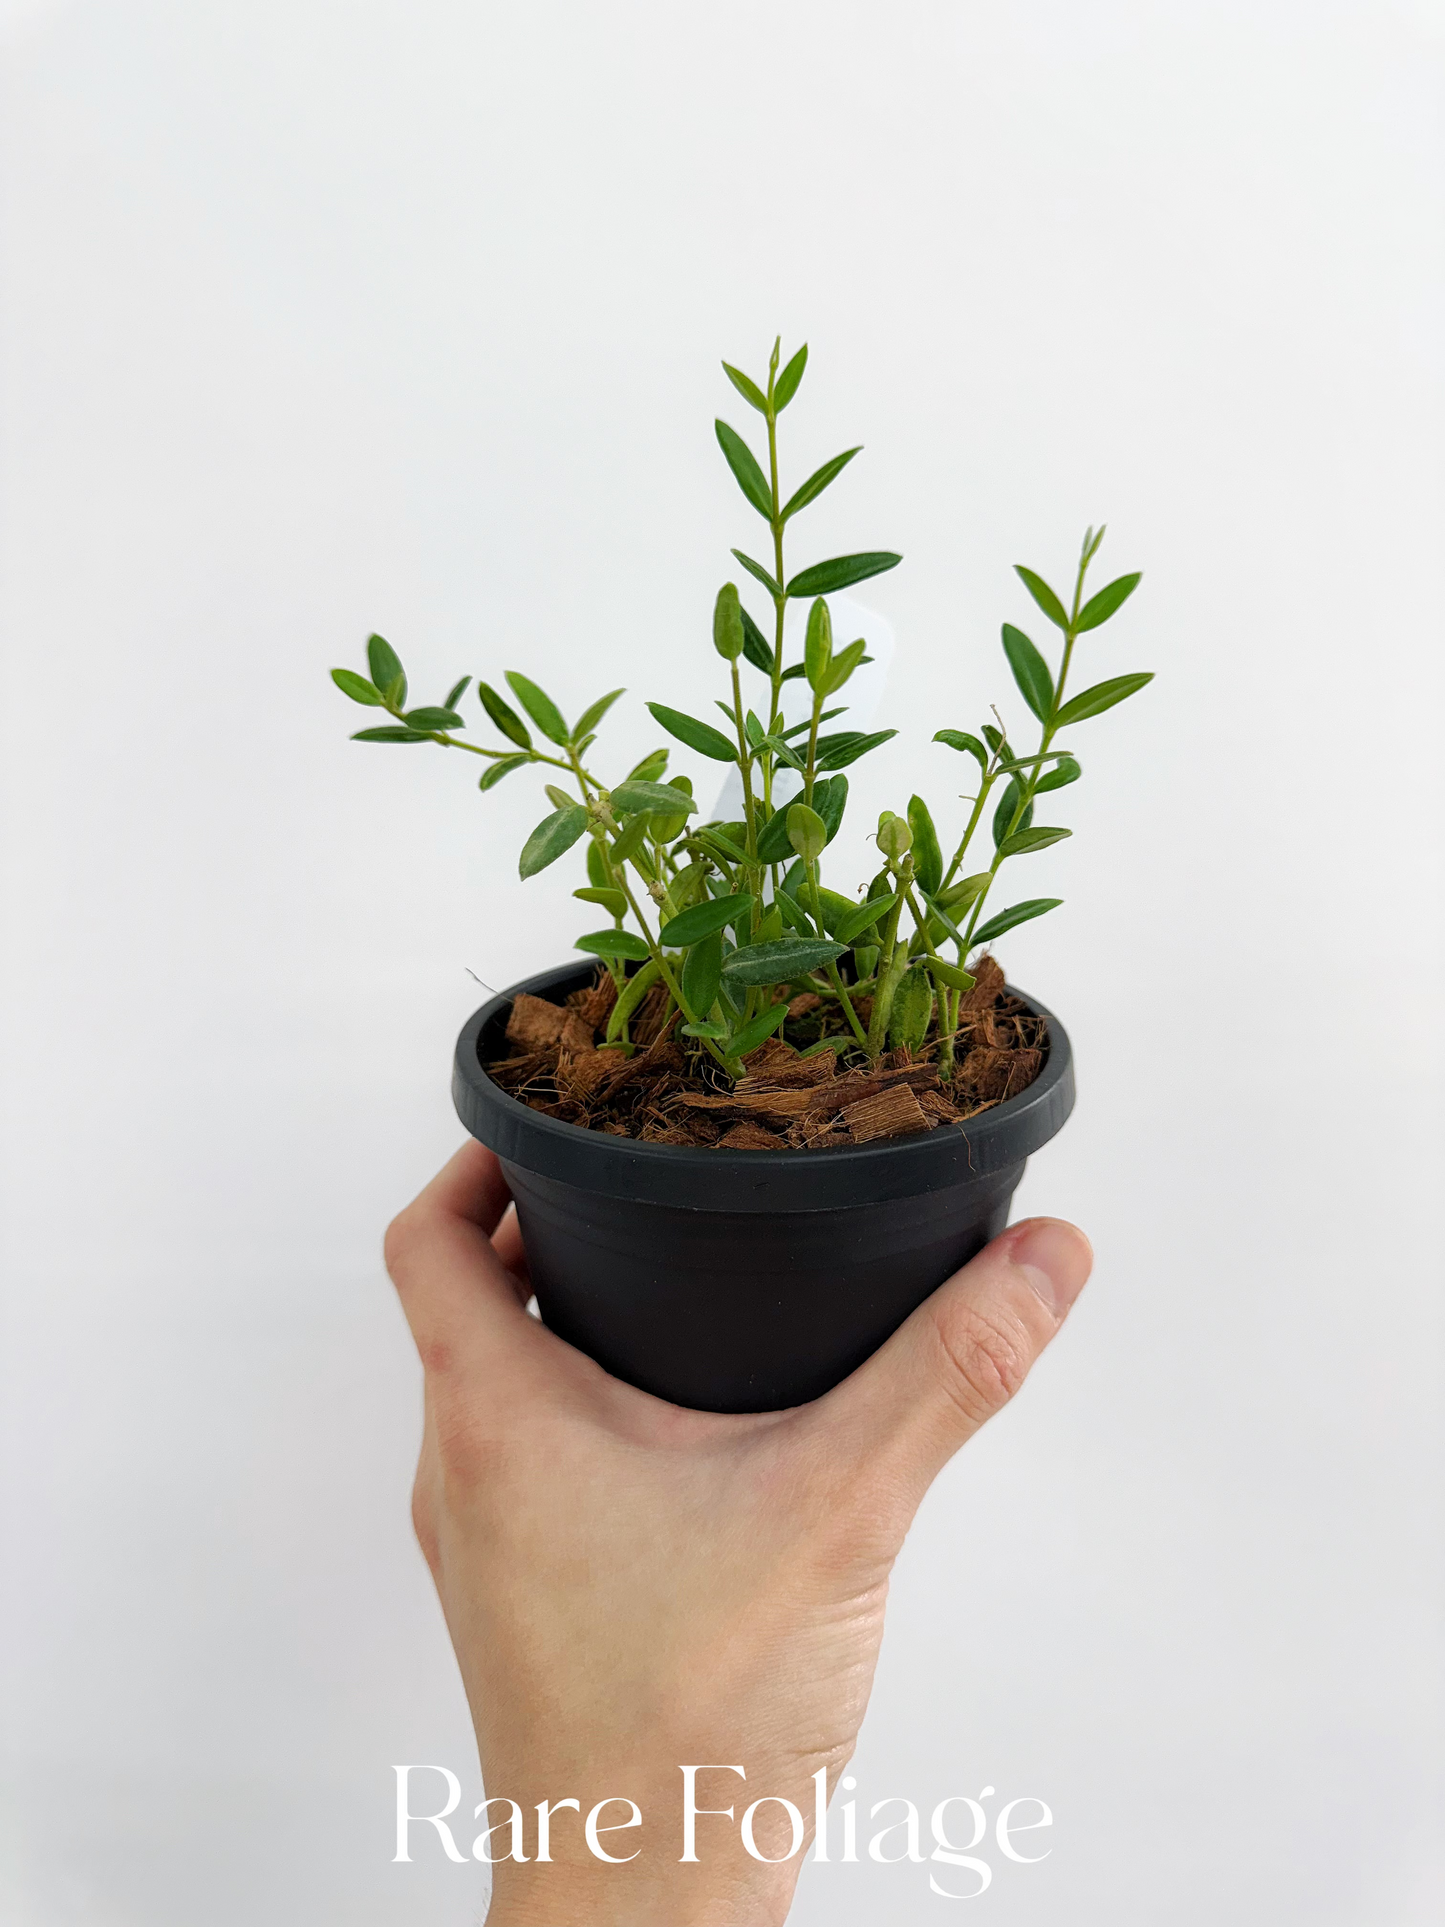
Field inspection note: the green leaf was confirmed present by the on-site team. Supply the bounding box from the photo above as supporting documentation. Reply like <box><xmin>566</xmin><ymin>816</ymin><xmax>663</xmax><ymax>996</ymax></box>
<box><xmin>756</xmin><ymin>903</ymin><xmax>784</xmax><ymax>945</ymax></box>
<box><xmin>779</xmin><ymin>662</ymin><xmax>808</xmax><ymax>683</ymax></box>
<box><xmin>780</xmin><ymin>447</ymin><xmax>860</xmax><ymax>522</ymax></box>
<box><xmin>610</xmin><ymin>779</ymin><xmax>699</xmax><ymax>817</ymax></box>
<box><xmin>928</xmin><ymin>956</ymin><xmax>976</xmax><ymax>994</ymax></box>
<box><xmin>660</xmin><ymin>893</ymin><xmax>755</xmax><ymax>947</ymax></box>
<box><xmin>804</xmin><ymin>596</ymin><xmax>832</xmax><ymax>692</ymax></box>
<box><xmin>1000</xmin><ymin>624</ymin><xmax>1054</xmax><ymax>723</ymax></box>
<box><xmin>1054</xmin><ymin>672</ymin><xmax>1154</xmax><ymax>726</ymax></box>
<box><xmin>787</xmin><ymin>803</ymin><xmax>827</xmax><ymax>862</ymax></box>
<box><xmin>682</xmin><ymin>1019</ymin><xmax>728</xmax><ymax>1039</ymax></box>
<box><xmin>605</xmin><ymin>957</ymin><xmax>662</xmax><ymax>1041</ymax></box>
<box><xmin>773</xmin><ymin>889</ymin><xmax>813</xmax><ymax>934</ymax></box>
<box><xmin>646</xmin><ymin>702</ymin><xmax>738</xmax><ymax>763</ymax></box>
<box><xmin>572</xmin><ymin>687</ymin><xmax>625</xmax><ymax>740</ymax></box>
<box><xmin>505</xmin><ymin>671</ymin><xmax>569</xmax><ymax>747</ymax></box>
<box><xmin>1074</xmin><ymin>571</ymin><xmax>1142</xmax><ymax>633</ymax></box>
<box><xmin>478</xmin><ymin>681</ymin><xmax>533</xmax><ymax>750</ymax></box>
<box><xmin>444</xmin><ymin>675</ymin><xmax>473</xmax><ymax>709</ymax></box>
<box><xmin>351</xmin><ymin>725</ymin><xmax>428</xmax><ymax>743</ymax></box>
<box><xmin>920</xmin><ymin>891</ymin><xmax>966</xmax><ymax>947</ymax></box>
<box><xmin>938</xmin><ymin>871</ymin><xmax>991</xmax><ymax>911</ymax></box>
<box><xmin>1013</xmin><ymin>567</ymin><xmax>1070</xmax><ymax>632</ymax></box>
<box><xmin>801</xmin><ymin>1037</ymin><xmax>850</xmax><ymax>1059</ymax></box>
<box><xmin>726</xmin><ymin>1000</ymin><xmax>790</xmax><ymax>1061</ymax></box>
<box><xmin>823</xmin><ymin>638</ymin><xmax>868</xmax><ymax>695</ymax></box>
<box><xmin>786</xmin><ymin>552</ymin><xmax>902</xmax><ymax>598</ymax></box>
<box><xmin>695</xmin><ymin>825</ymin><xmax>749</xmax><ymax>867</ymax></box>
<box><xmin>993</xmin><ymin>777</ymin><xmax>1032</xmax><ymax>849</ymax></box>
<box><xmin>574</xmin><ymin>885</ymin><xmax>629</xmax><ymax>917</ymax></box>
<box><xmin>713</xmin><ymin>583</ymin><xmax>745</xmax><ymax>662</ymax></box>
<box><xmin>331</xmin><ymin>668</ymin><xmax>384</xmax><ymax>706</ymax></box>
<box><xmin>998</xmin><ymin>826</ymin><xmax>1072</xmax><ymax>857</ymax></box>
<box><xmin>970</xmin><ymin>898</ymin><xmax>1062</xmax><ymax>946</ymax></box>
<box><xmin>479</xmin><ymin>753</ymin><xmax>530</xmax><ymax>790</ymax></box>
<box><xmin>715</xmin><ymin>420</ymin><xmax>774</xmax><ymax>519</ymax></box>
<box><xmin>519</xmin><ymin>804</ymin><xmax>588</xmax><ymax>879</ymax></box>
<box><xmin>814</xmin><ymin>773</ymin><xmax>848</xmax><ymax>844</ymax></box>
<box><xmin>815</xmin><ymin>728</ymin><xmax>897</xmax><ymax>771</ymax></box>
<box><xmin>367</xmin><ymin>635</ymin><xmax>406</xmax><ymax>707</ymax></box>
<box><xmin>402</xmin><ymin>706</ymin><xmax>464</xmax><ymax>730</ymax></box>
<box><xmin>721</xmin><ymin>362</ymin><xmax>768</xmax><ymax>414</ymax></box>
<box><xmin>756</xmin><ymin>805</ymin><xmax>795</xmax><ymax>865</ymax></box>
<box><xmin>721</xmin><ymin>937</ymin><xmax>845</xmax><ymax>986</ymax></box>
<box><xmin>731</xmin><ymin>549</ymin><xmax>783</xmax><ymax>598</ymax></box>
<box><xmin>888</xmin><ymin>964</ymin><xmax>934</xmax><ymax>1054</ymax></box>
<box><xmin>933</xmin><ymin>728</ymin><xmax>988</xmax><ymax>769</ymax></box>
<box><xmin>575</xmin><ymin>928</ymin><xmax>651</xmax><ymax>962</ymax></box>
<box><xmin>759</xmin><ymin>735</ymin><xmax>805</xmax><ymax>773</ymax></box>
<box><xmin>739</xmin><ymin>604</ymin><xmax>773</xmax><ymax>672</ymax></box>
<box><xmin>626</xmin><ymin>747</ymin><xmax>669</xmax><ymax>783</ymax></box>
<box><xmin>1035</xmin><ymin>755</ymin><xmax>1082</xmax><ymax>793</ymax></box>
<box><xmin>773</xmin><ymin>343</ymin><xmax>807</xmax><ymax>410</ymax></box>
<box><xmin>680</xmin><ymin>924</ymin><xmax>723</xmax><ymax>1019</ymax></box>
<box><xmin>587</xmin><ymin>840</ymin><xmax>608</xmax><ymax>888</ymax></box>
<box><xmin>833</xmin><ymin>894</ymin><xmax>892</xmax><ymax>943</ymax></box>
<box><xmin>981</xmin><ymin>723</ymin><xmax>1008</xmax><ymax>757</ymax></box>
<box><xmin>609</xmin><ymin>815</ymin><xmax>652</xmax><ymax>865</ymax></box>
<box><xmin>544</xmin><ymin>783</ymin><xmax>575</xmax><ymax>811</ymax></box>
<box><xmin>907</xmin><ymin>795</ymin><xmax>943</xmax><ymax>896</ymax></box>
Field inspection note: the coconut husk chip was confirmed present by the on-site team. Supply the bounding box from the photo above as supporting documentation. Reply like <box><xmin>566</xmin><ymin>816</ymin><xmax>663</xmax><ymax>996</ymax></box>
<box><xmin>485</xmin><ymin>957</ymin><xmax>1045</xmax><ymax>1147</ymax></box>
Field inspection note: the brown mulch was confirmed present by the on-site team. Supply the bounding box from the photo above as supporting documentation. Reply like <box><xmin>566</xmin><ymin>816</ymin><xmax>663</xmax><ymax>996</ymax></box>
<box><xmin>485</xmin><ymin>953</ymin><xmax>1046</xmax><ymax>1149</ymax></box>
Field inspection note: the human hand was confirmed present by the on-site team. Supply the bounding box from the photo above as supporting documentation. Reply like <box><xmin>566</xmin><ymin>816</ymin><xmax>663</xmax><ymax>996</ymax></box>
<box><xmin>386</xmin><ymin>1141</ymin><xmax>1091</xmax><ymax>1927</ymax></box>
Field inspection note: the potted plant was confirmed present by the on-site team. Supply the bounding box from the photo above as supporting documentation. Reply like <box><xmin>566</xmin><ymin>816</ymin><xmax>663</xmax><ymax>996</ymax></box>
<box><xmin>331</xmin><ymin>339</ymin><xmax>1152</xmax><ymax>1413</ymax></box>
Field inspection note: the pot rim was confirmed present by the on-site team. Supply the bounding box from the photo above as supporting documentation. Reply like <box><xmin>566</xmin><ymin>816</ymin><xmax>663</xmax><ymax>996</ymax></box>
<box><xmin>452</xmin><ymin>960</ymin><xmax>1075</xmax><ymax>1214</ymax></box>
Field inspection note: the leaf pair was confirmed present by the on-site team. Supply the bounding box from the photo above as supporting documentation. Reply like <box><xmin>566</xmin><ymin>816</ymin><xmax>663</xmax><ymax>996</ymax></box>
<box><xmin>1015</xmin><ymin>563</ymin><xmax>1143</xmax><ymax>635</ymax></box>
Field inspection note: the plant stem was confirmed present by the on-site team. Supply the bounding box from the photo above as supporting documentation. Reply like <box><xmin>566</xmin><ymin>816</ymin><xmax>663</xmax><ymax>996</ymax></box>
<box><xmin>957</xmin><ymin>546</ymin><xmax>1094</xmax><ymax>954</ymax></box>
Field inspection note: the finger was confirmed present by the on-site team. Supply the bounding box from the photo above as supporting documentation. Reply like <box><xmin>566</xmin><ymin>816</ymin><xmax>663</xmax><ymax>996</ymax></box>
<box><xmin>811</xmin><ymin>1217</ymin><xmax>1092</xmax><ymax>1494</ymax></box>
<box><xmin>384</xmin><ymin>1141</ymin><xmax>532</xmax><ymax>1366</ymax></box>
<box><xmin>490</xmin><ymin>1205</ymin><xmax>532</xmax><ymax>1306</ymax></box>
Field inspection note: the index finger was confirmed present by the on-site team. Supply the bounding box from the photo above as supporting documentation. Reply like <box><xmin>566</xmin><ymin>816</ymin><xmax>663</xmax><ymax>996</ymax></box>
<box><xmin>383</xmin><ymin>1140</ymin><xmax>532</xmax><ymax>1368</ymax></box>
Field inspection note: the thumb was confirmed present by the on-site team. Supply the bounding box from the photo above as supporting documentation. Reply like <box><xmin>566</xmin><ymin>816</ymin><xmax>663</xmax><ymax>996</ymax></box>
<box><xmin>816</xmin><ymin>1217</ymin><xmax>1093</xmax><ymax>1493</ymax></box>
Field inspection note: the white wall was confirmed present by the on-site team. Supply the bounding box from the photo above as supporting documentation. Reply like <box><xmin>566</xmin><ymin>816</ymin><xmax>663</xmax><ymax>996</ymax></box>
<box><xmin>1</xmin><ymin>3</ymin><xmax>1441</xmax><ymax>1921</ymax></box>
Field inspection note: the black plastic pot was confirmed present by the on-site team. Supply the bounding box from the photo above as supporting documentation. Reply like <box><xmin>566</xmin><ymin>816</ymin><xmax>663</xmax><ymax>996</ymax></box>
<box><xmin>453</xmin><ymin>962</ymin><xmax>1074</xmax><ymax>1414</ymax></box>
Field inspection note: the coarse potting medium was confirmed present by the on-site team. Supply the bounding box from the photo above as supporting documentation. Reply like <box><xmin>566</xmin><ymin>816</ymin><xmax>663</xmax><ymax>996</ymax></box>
<box><xmin>453</xmin><ymin>961</ymin><xmax>1075</xmax><ymax>1414</ymax></box>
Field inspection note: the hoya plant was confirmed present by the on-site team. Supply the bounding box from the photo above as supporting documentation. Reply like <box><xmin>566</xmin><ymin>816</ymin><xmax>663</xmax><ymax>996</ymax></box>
<box><xmin>331</xmin><ymin>339</ymin><xmax>1151</xmax><ymax>1082</ymax></box>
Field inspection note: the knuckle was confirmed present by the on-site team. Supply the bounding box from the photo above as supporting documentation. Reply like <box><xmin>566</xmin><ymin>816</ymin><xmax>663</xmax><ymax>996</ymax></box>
<box><xmin>929</xmin><ymin>1298</ymin><xmax>1033</xmax><ymax>1427</ymax></box>
<box><xmin>382</xmin><ymin>1203</ymin><xmax>421</xmax><ymax>1280</ymax></box>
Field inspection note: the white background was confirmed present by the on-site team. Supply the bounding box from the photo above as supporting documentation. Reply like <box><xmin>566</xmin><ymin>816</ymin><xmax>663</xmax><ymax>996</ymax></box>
<box><xmin>2</xmin><ymin>3</ymin><xmax>1442</xmax><ymax>1922</ymax></box>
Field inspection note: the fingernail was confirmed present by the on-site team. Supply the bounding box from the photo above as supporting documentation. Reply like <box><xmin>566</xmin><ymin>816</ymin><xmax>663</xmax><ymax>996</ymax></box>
<box><xmin>1008</xmin><ymin>1219</ymin><xmax>1092</xmax><ymax>1318</ymax></box>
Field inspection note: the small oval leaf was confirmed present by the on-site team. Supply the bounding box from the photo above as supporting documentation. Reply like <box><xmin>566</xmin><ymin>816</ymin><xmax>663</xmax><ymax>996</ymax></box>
<box><xmin>519</xmin><ymin>804</ymin><xmax>588</xmax><ymax>879</ymax></box>
<box><xmin>660</xmin><ymin>893</ymin><xmax>755</xmax><ymax>947</ymax></box>
<box><xmin>504</xmin><ymin>671</ymin><xmax>569</xmax><ymax>746</ymax></box>
<box><xmin>331</xmin><ymin>668</ymin><xmax>384</xmax><ymax>706</ymax></box>
<box><xmin>478</xmin><ymin>681</ymin><xmax>533</xmax><ymax>750</ymax></box>
<box><xmin>786</xmin><ymin>552</ymin><xmax>902</xmax><ymax>599</ymax></box>
<box><xmin>1000</xmin><ymin>624</ymin><xmax>1054</xmax><ymax>723</ymax></box>
<box><xmin>575</xmin><ymin>928</ymin><xmax>652</xmax><ymax>962</ymax></box>
<box><xmin>998</xmin><ymin>826</ymin><xmax>1072</xmax><ymax>858</ymax></box>
<box><xmin>1054</xmin><ymin>673</ymin><xmax>1154</xmax><ymax>726</ymax></box>
<box><xmin>715</xmin><ymin>420</ymin><xmax>774</xmax><ymax>519</ymax></box>
<box><xmin>1013</xmin><ymin>567</ymin><xmax>1070</xmax><ymax>631</ymax></box>
<box><xmin>721</xmin><ymin>937</ymin><xmax>845</xmax><ymax>986</ymax></box>
<box><xmin>479</xmin><ymin>753</ymin><xmax>530</xmax><ymax>790</ymax></box>
<box><xmin>610</xmin><ymin>779</ymin><xmax>699</xmax><ymax>817</ymax></box>
<box><xmin>646</xmin><ymin>702</ymin><xmax>738</xmax><ymax>763</ymax></box>
<box><xmin>1074</xmin><ymin>571</ymin><xmax>1142</xmax><ymax>633</ymax></box>
<box><xmin>969</xmin><ymin>898</ymin><xmax>1063</xmax><ymax>946</ymax></box>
